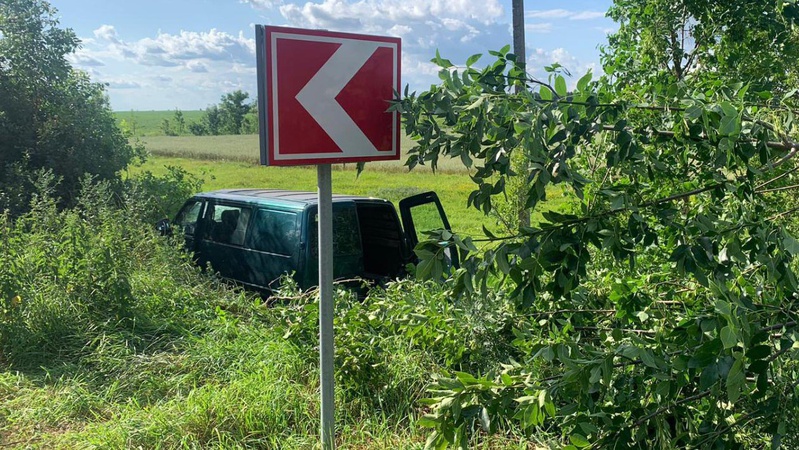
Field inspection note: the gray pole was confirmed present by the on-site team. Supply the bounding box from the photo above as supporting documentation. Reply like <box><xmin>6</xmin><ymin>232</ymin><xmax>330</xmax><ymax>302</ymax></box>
<box><xmin>317</xmin><ymin>163</ymin><xmax>335</xmax><ymax>450</ymax></box>
<box><xmin>512</xmin><ymin>0</ymin><xmax>530</xmax><ymax>228</ymax></box>
<box><xmin>512</xmin><ymin>0</ymin><xmax>526</xmax><ymax>79</ymax></box>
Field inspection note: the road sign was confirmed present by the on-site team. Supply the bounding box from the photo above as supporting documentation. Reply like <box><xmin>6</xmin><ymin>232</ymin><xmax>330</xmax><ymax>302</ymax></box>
<box><xmin>256</xmin><ymin>26</ymin><xmax>401</xmax><ymax>166</ymax></box>
<box><xmin>255</xmin><ymin>25</ymin><xmax>402</xmax><ymax>450</ymax></box>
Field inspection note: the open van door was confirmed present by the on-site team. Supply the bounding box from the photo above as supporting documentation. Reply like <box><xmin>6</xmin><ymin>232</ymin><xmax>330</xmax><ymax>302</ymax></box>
<box><xmin>399</xmin><ymin>191</ymin><xmax>459</xmax><ymax>269</ymax></box>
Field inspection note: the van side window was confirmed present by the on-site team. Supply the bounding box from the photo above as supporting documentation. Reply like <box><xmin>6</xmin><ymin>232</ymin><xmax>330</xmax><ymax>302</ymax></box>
<box><xmin>247</xmin><ymin>209</ymin><xmax>298</xmax><ymax>255</ymax></box>
<box><xmin>310</xmin><ymin>207</ymin><xmax>362</xmax><ymax>258</ymax></box>
<box><xmin>204</xmin><ymin>204</ymin><xmax>252</xmax><ymax>246</ymax></box>
<box><xmin>174</xmin><ymin>200</ymin><xmax>203</xmax><ymax>236</ymax></box>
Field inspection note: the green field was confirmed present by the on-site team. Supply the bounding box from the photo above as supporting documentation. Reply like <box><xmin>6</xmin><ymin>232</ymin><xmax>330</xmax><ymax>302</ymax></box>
<box><xmin>115</xmin><ymin>110</ymin><xmax>205</xmax><ymax>136</ymax></box>
<box><xmin>138</xmin><ymin>134</ymin><xmax>470</xmax><ymax>173</ymax></box>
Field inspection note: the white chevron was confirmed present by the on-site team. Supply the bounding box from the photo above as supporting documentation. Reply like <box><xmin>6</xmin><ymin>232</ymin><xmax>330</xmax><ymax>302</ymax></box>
<box><xmin>294</xmin><ymin>39</ymin><xmax>381</xmax><ymax>156</ymax></box>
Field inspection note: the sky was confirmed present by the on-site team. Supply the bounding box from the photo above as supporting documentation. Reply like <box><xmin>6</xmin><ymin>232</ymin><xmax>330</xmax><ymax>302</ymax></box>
<box><xmin>50</xmin><ymin>0</ymin><xmax>616</xmax><ymax>111</ymax></box>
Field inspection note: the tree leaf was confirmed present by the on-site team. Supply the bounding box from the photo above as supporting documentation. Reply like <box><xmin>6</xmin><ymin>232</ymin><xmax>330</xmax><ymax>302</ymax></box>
<box><xmin>466</xmin><ymin>53</ymin><xmax>482</xmax><ymax>67</ymax></box>
<box><xmin>570</xmin><ymin>434</ymin><xmax>590</xmax><ymax>448</ymax></box>
<box><xmin>576</xmin><ymin>71</ymin><xmax>592</xmax><ymax>91</ymax></box>
<box><xmin>726</xmin><ymin>357</ymin><xmax>745</xmax><ymax>403</ymax></box>
<box><xmin>721</xmin><ymin>326</ymin><xmax>737</xmax><ymax>349</ymax></box>
<box><xmin>555</xmin><ymin>75</ymin><xmax>568</xmax><ymax>97</ymax></box>
<box><xmin>782</xmin><ymin>230</ymin><xmax>799</xmax><ymax>255</ymax></box>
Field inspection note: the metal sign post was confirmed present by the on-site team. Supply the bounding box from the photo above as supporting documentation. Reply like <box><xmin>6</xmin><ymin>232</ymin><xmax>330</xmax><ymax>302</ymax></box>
<box><xmin>317</xmin><ymin>164</ymin><xmax>335</xmax><ymax>449</ymax></box>
<box><xmin>256</xmin><ymin>25</ymin><xmax>400</xmax><ymax>450</ymax></box>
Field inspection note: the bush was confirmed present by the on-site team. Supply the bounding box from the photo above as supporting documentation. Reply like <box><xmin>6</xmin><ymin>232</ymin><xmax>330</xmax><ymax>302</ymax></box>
<box><xmin>0</xmin><ymin>0</ymin><xmax>141</xmax><ymax>215</ymax></box>
<box><xmin>0</xmin><ymin>173</ymin><xmax>211</xmax><ymax>370</ymax></box>
<box><xmin>124</xmin><ymin>165</ymin><xmax>204</xmax><ymax>223</ymax></box>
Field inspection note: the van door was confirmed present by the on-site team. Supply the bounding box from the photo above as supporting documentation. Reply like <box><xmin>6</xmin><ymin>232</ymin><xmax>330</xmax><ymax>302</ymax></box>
<box><xmin>197</xmin><ymin>202</ymin><xmax>253</xmax><ymax>283</ymax></box>
<box><xmin>173</xmin><ymin>198</ymin><xmax>206</xmax><ymax>253</ymax></box>
<box><xmin>398</xmin><ymin>191</ymin><xmax>459</xmax><ymax>269</ymax></box>
<box><xmin>242</xmin><ymin>208</ymin><xmax>300</xmax><ymax>290</ymax></box>
<box><xmin>303</xmin><ymin>202</ymin><xmax>365</xmax><ymax>289</ymax></box>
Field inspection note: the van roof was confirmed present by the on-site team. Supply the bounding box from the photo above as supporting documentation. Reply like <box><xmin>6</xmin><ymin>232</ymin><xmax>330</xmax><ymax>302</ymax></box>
<box><xmin>198</xmin><ymin>188</ymin><xmax>381</xmax><ymax>206</ymax></box>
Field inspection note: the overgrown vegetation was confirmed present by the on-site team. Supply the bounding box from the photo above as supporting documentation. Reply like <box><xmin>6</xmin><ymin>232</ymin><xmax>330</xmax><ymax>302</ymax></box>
<box><xmin>3</xmin><ymin>0</ymin><xmax>799</xmax><ymax>448</ymax></box>
<box><xmin>0</xmin><ymin>174</ymin><xmax>536</xmax><ymax>448</ymax></box>
<box><xmin>397</xmin><ymin>43</ymin><xmax>799</xmax><ymax>448</ymax></box>
<box><xmin>0</xmin><ymin>0</ymin><xmax>141</xmax><ymax>216</ymax></box>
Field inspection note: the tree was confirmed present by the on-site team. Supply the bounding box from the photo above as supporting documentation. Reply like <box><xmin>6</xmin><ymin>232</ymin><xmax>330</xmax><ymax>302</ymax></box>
<box><xmin>396</xmin><ymin>47</ymin><xmax>799</xmax><ymax>448</ymax></box>
<box><xmin>219</xmin><ymin>90</ymin><xmax>252</xmax><ymax>134</ymax></box>
<box><xmin>205</xmin><ymin>104</ymin><xmax>222</xmax><ymax>135</ymax></box>
<box><xmin>0</xmin><ymin>0</ymin><xmax>137</xmax><ymax>213</ymax></box>
<box><xmin>173</xmin><ymin>108</ymin><xmax>185</xmax><ymax>134</ymax></box>
<box><xmin>602</xmin><ymin>0</ymin><xmax>799</xmax><ymax>97</ymax></box>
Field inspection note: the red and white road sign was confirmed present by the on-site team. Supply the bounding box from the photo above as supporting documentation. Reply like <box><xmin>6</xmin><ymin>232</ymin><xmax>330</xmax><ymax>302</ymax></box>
<box><xmin>256</xmin><ymin>26</ymin><xmax>401</xmax><ymax>166</ymax></box>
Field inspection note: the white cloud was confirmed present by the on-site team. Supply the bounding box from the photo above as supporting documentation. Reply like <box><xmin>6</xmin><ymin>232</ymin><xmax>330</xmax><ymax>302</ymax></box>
<box><xmin>70</xmin><ymin>26</ymin><xmax>260</xmax><ymax>109</ymax></box>
<box><xmin>133</xmin><ymin>29</ymin><xmax>255</xmax><ymax>66</ymax></box>
<box><xmin>68</xmin><ymin>49</ymin><xmax>105</xmax><ymax>66</ymax></box>
<box><xmin>526</xmin><ymin>9</ymin><xmax>570</xmax><ymax>19</ymax></box>
<box><xmin>570</xmin><ymin>11</ymin><xmax>605</xmax><ymax>20</ymax></box>
<box><xmin>402</xmin><ymin>52</ymin><xmax>439</xmax><ymax>77</ymax></box>
<box><xmin>387</xmin><ymin>24</ymin><xmax>412</xmax><ymax>37</ymax></box>
<box><xmin>186</xmin><ymin>61</ymin><xmax>209</xmax><ymax>73</ymax></box>
<box><xmin>241</xmin><ymin>0</ymin><xmax>283</xmax><ymax>8</ymax></box>
<box><xmin>278</xmin><ymin>0</ymin><xmax>504</xmax><ymax>33</ymax></box>
<box><xmin>93</xmin><ymin>24</ymin><xmax>120</xmax><ymax>43</ymax></box>
<box><xmin>526</xmin><ymin>9</ymin><xmax>605</xmax><ymax>20</ymax></box>
<box><xmin>525</xmin><ymin>23</ymin><xmax>553</xmax><ymax>34</ymax></box>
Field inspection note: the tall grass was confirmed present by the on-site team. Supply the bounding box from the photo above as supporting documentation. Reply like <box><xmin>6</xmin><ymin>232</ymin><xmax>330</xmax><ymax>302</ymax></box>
<box><xmin>0</xmin><ymin>174</ymin><xmax>546</xmax><ymax>448</ymax></box>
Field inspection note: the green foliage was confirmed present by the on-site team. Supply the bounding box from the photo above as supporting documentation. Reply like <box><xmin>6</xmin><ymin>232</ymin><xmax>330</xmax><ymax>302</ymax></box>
<box><xmin>0</xmin><ymin>178</ymin><xmax>533</xmax><ymax>446</ymax></box>
<box><xmin>0</xmin><ymin>0</ymin><xmax>139</xmax><ymax>215</ymax></box>
<box><xmin>0</xmin><ymin>177</ymin><xmax>217</xmax><ymax>369</ymax></box>
<box><xmin>158</xmin><ymin>108</ymin><xmax>185</xmax><ymax>136</ymax></box>
<box><xmin>220</xmin><ymin>89</ymin><xmax>254</xmax><ymax>134</ymax></box>
<box><xmin>188</xmin><ymin>90</ymin><xmax>256</xmax><ymax>136</ymax></box>
<box><xmin>602</xmin><ymin>0</ymin><xmax>799</xmax><ymax>97</ymax></box>
<box><xmin>397</xmin><ymin>48</ymin><xmax>799</xmax><ymax>448</ymax></box>
<box><xmin>125</xmin><ymin>165</ymin><xmax>204</xmax><ymax>223</ymax></box>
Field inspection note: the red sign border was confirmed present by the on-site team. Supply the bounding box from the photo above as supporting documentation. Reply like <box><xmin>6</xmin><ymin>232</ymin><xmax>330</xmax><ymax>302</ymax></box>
<box><xmin>261</xmin><ymin>26</ymin><xmax>401</xmax><ymax>166</ymax></box>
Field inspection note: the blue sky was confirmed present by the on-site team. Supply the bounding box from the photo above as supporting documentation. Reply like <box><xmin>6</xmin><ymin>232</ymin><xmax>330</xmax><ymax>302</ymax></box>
<box><xmin>51</xmin><ymin>0</ymin><xmax>615</xmax><ymax>111</ymax></box>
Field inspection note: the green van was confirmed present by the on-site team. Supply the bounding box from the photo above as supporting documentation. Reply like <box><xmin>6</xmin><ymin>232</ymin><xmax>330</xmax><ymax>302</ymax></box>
<box><xmin>158</xmin><ymin>189</ymin><xmax>455</xmax><ymax>292</ymax></box>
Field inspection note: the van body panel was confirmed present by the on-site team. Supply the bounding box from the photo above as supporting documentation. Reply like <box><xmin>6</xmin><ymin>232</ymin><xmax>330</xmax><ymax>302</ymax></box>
<box><xmin>169</xmin><ymin>189</ymin><xmax>453</xmax><ymax>292</ymax></box>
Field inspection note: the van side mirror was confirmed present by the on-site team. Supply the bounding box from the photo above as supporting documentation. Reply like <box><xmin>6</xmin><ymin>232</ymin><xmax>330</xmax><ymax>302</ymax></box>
<box><xmin>156</xmin><ymin>218</ymin><xmax>172</xmax><ymax>236</ymax></box>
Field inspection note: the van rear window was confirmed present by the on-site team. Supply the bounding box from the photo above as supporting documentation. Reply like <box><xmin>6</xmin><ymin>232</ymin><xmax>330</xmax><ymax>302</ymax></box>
<box><xmin>248</xmin><ymin>209</ymin><xmax>298</xmax><ymax>256</ymax></box>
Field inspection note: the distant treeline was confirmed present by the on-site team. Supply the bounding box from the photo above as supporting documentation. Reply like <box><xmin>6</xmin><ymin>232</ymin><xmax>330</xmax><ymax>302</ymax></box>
<box><xmin>161</xmin><ymin>90</ymin><xmax>258</xmax><ymax>136</ymax></box>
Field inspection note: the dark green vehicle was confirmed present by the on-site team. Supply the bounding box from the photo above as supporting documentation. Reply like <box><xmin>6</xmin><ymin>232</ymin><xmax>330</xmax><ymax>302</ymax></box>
<box><xmin>159</xmin><ymin>189</ymin><xmax>455</xmax><ymax>292</ymax></box>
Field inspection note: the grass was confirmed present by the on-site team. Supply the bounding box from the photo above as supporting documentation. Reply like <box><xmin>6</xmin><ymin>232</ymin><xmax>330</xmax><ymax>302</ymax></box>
<box><xmin>0</xmin><ymin>198</ymin><xmax>548</xmax><ymax>448</ymax></box>
<box><xmin>0</xmin><ymin>127</ymin><xmax>570</xmax><ymax>449</ymax></box>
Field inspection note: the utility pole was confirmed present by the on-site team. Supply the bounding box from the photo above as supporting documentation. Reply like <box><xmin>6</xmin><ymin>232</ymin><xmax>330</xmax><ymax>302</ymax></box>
<box><xmin>512</xmin><ymin>0</ymin><xmax>530</xmax><ymax>228</ymax></box>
